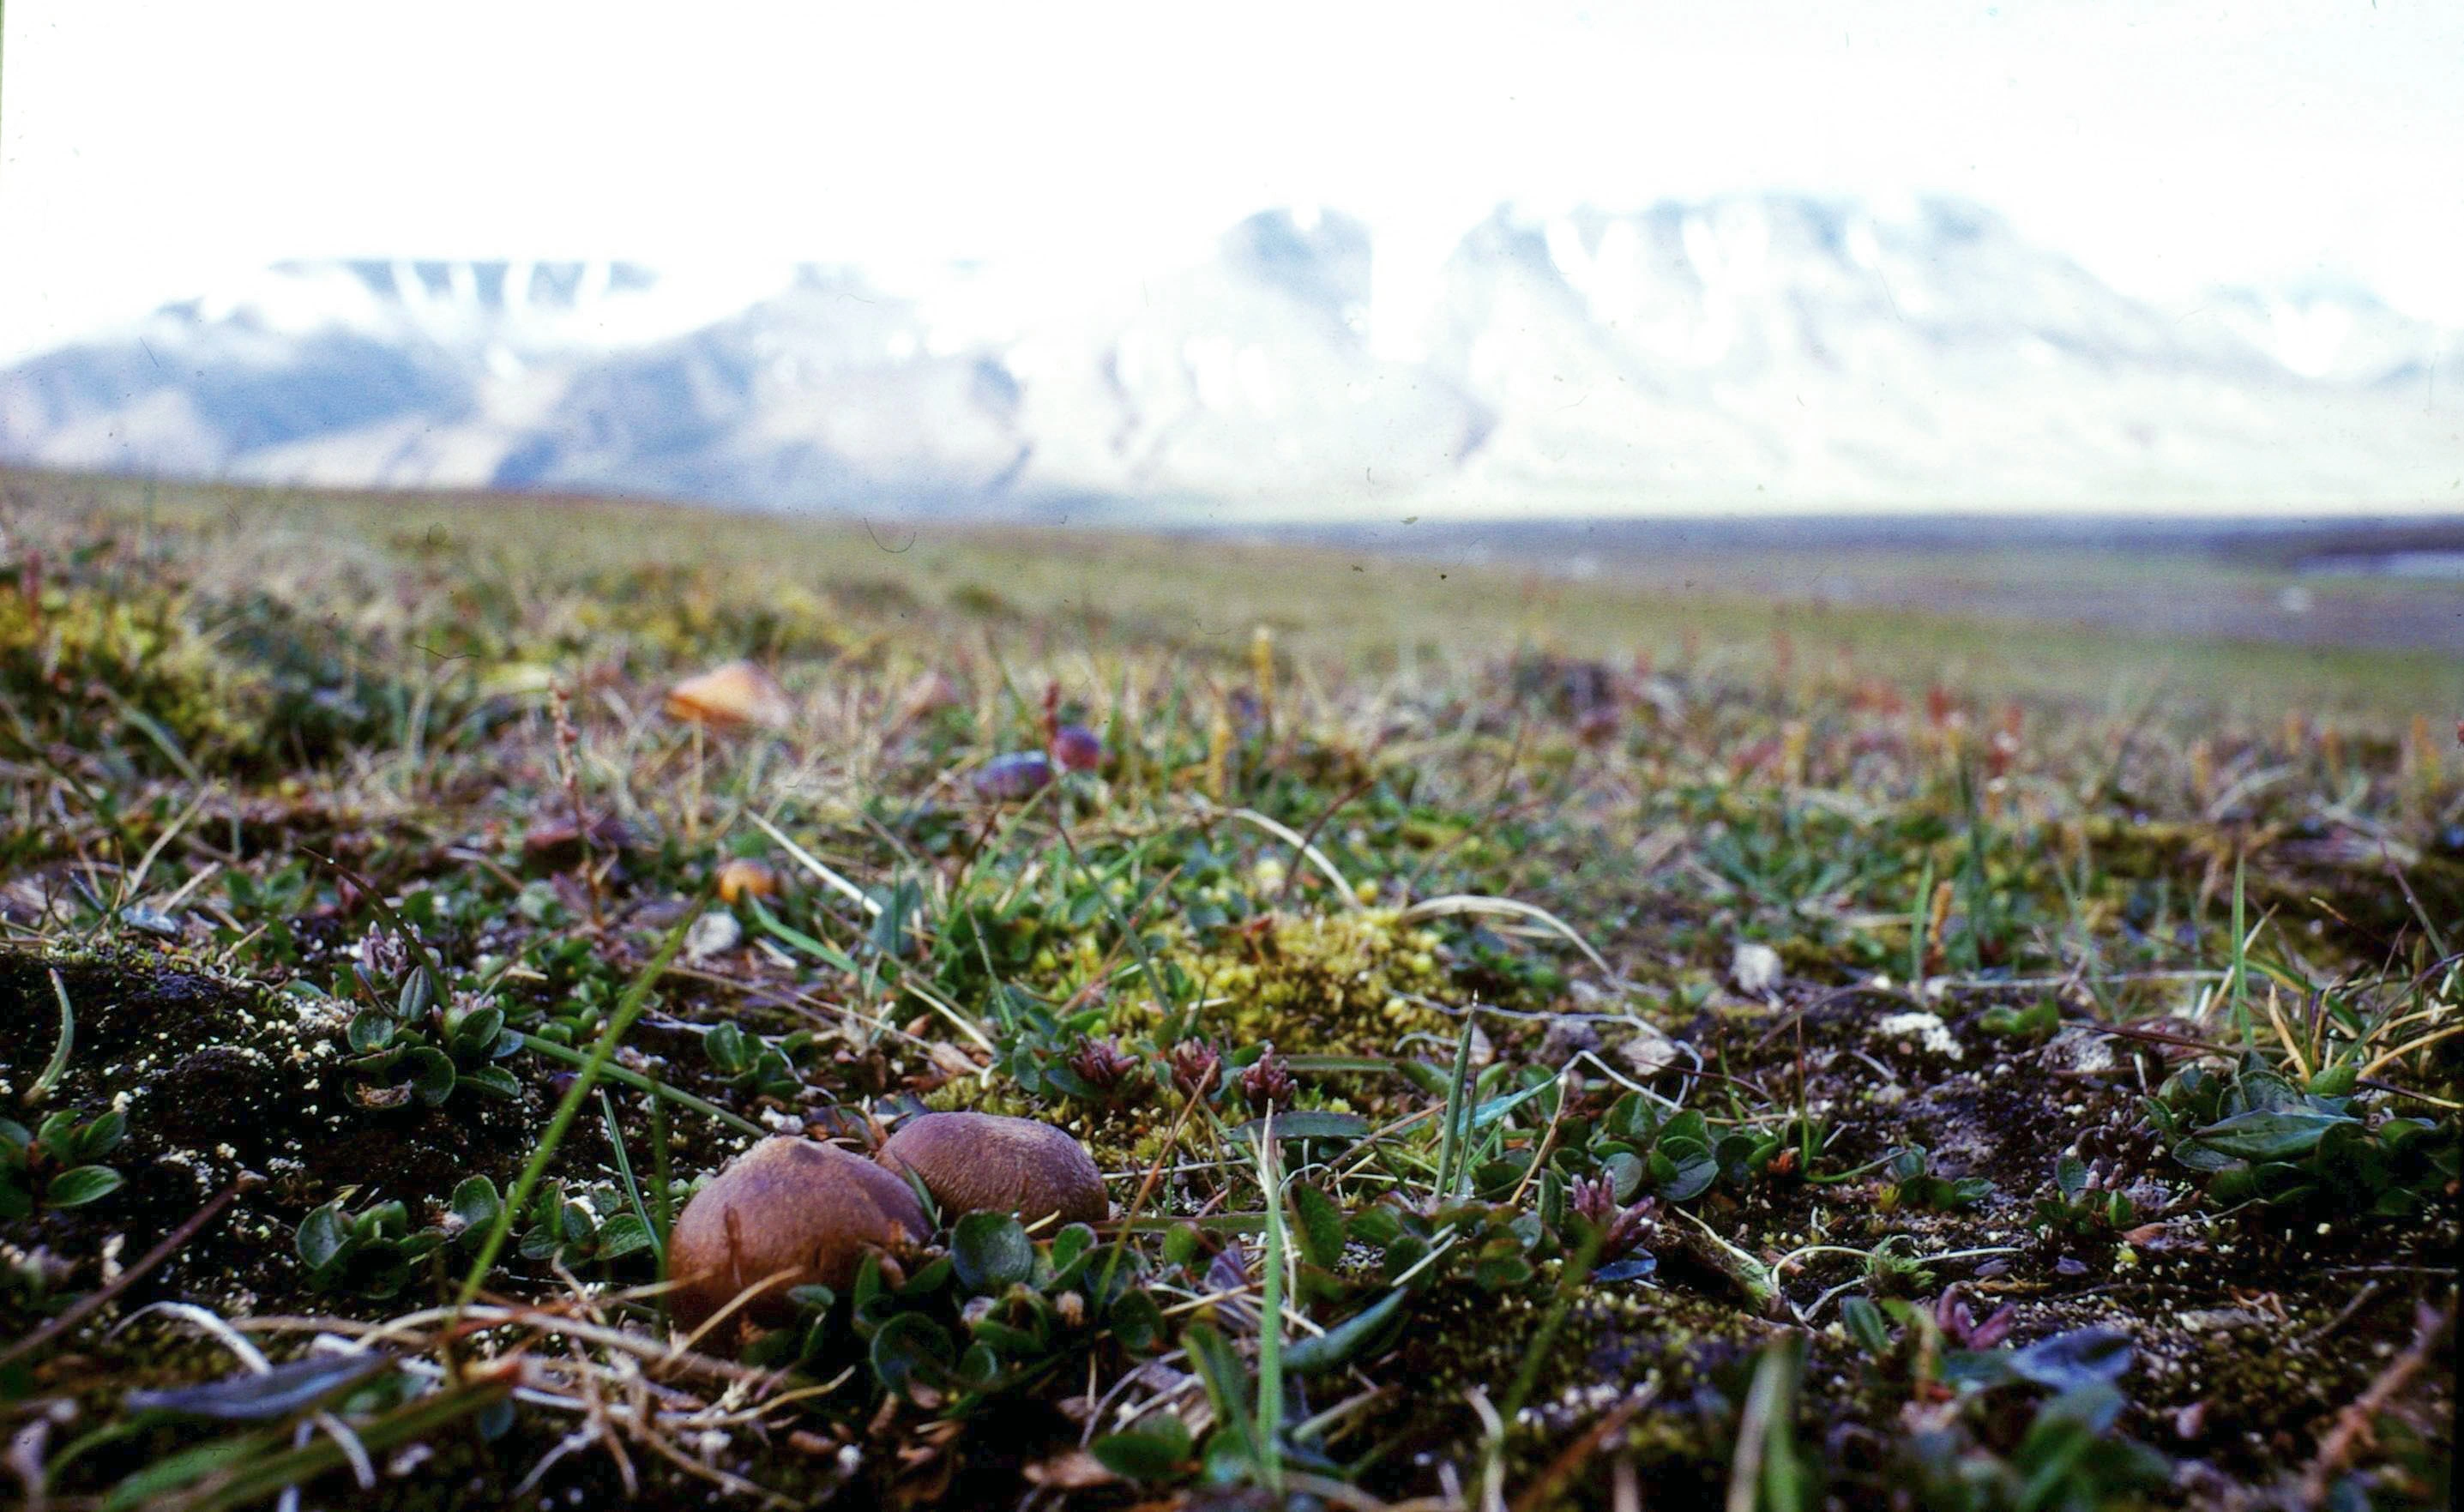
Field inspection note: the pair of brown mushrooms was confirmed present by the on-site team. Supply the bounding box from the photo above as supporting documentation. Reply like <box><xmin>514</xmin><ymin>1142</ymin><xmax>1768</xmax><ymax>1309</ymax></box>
<box><xmin>666</xmin><ymin>1111</ymin><xmax>1107</xmax><ymax>1330</ymax></box>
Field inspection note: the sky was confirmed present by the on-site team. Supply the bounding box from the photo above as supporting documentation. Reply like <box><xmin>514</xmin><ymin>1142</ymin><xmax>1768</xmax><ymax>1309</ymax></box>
<box><xmin>3</xmin><ymin>0</ymin><xmax>2461</xmax><ymax>364</ymax></box>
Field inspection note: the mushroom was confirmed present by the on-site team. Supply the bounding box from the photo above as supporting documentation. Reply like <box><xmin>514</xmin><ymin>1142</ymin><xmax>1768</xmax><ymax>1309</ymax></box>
<box><xmin>664</xmin><ymin>661</ymin><xmax>793</xmax><ymax>731</ymax></box>
<box><xmin>714</xmin><ymin>857</ymin><xmax>780</xmax><ymax>905</ymax></box>
<box><xmin>666</xmin><ymin>1138</ymin><xmax>930</xmax><ymax>1330</ymax></box>
<box><xmin>875</xmin><ymin>1111</ymin><xmax>1108</xmax><ymax>1228</ymax></box>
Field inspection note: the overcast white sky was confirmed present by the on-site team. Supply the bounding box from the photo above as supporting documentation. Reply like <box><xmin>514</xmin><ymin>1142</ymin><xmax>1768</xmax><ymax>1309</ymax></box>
<box><xmin>3</xmin><ymin>0</ymin><xmax>2459</xmax><ymax>362</ymax></box>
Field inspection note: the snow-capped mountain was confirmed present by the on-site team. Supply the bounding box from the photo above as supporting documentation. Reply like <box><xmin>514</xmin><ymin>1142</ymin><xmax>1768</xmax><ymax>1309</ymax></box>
<box><xmin>2</xmin><ymin>199</ymin><xmax>2454</xmax><ymax>515</ymax></box>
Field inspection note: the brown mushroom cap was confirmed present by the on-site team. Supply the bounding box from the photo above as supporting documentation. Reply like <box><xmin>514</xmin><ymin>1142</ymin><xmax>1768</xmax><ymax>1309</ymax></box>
<box><xmin>875</xmin><ymin>1111</ymin><xmax>1109</xmax><ymax>1228</ymax></box>
<box><xmin>664</xmin><ymin>661</ymin><xmax>792</xmax><ymax>731</ymax></box>
<box><xmin>667</xmin><ymin>1138</ymin><xmax>930</xmax><ymax>1330</ymax></box>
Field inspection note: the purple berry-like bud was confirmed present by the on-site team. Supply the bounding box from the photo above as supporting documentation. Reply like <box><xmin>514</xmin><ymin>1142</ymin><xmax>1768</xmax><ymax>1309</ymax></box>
<box><xmin>1051</xmin><ymin>723</ymin><xmax>1105</xmax><ymax>772</ymax></box>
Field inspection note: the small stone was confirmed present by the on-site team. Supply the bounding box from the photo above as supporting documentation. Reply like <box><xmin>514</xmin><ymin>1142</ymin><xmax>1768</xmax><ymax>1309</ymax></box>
<box><xmin>522</xmin><ymin>813</ymin><xmax>635</xmax><ymax>871</ymax></box>
<box><xmin>1614</xmin><ymin>1023</ymin><xmax>1681</xmax><ymax>1077</ymax></box>
<box><xmin>684</xmin><ymin>911</ymin><xmax>742</xmax><ymax>962</ymax></box>
<box><xmin>120</xmin><ymin>906</ymin><xmax>185</xmax><ymax>938</ymax></box>
<box><xmin>1731</xmin><ymin>942</ymin><xmax>1783</xmax><ymax>997</ymax></box>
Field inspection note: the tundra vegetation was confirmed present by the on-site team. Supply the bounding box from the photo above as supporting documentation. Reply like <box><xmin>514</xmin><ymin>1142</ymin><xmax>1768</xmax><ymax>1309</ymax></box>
<box><xmin>0</xmin><ymin>469</ymin><xmax>2456</xmax><ymax>1511</ymax></box>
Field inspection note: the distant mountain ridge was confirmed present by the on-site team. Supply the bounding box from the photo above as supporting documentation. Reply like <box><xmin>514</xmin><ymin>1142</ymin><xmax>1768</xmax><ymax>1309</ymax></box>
<box><xmin>2</xmin><ymin>197</ymin><xmax>2455</xmax><ymax>515</ymax></box>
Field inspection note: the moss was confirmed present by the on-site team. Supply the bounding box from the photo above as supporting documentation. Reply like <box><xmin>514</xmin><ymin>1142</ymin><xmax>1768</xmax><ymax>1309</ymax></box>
<box><xmin>1146</xmin><ymin>907</ymin><xmax>1455</xmax><ymax>1056</ymax></box>
<box><xmin>1</xmin><ymin>583</ymin><xmax>260</xmax><ymax>769</ymax></box>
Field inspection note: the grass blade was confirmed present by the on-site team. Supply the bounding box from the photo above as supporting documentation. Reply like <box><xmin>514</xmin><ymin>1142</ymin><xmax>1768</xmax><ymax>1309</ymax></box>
<box><xmin>1214</xmin><ymin>804</ymin><xmax>1362</xmax><ymax>910</ymax></box>
<box><xmin>516</xmin><ymin>1032</ymin><xmax>764</xmax><ymax>1138</ymax></box>
<box><xmin>744</xmin><ymin>809</ymin><xmax>882</xmax><ymax>916</ymax></box>
<box><xmin>599</xmin><ymin>1087</ymin><xmax>660</xmax><ymax>1269</ymax></box>
<box><xmin>1397</xmin><ymin>894</ymin><xmax>1613</xmax><ymax>977</ymax></box>
<box><xmin>28</xmin><ymin>968</ymin><xmax>76</xmax><ymax>1105</ymax></box>
<box><xmin>2229</xmin><ymin>852</ymin><xmax>2251</xmax><ymax>1046</ymax></box>
<box><xmin>649</xmin><ymin>1075</ymin><xmax>676</xmax><ymax>1334</ymax></box>
<box><xmin>1253</xmin><ymin>1108</ymin><xmax>1286</xmax><ymax>1494</ymax></box>
<box><xmin>1726</xmin><ymin>1332</ymin><xmax>1809</xmax><ymax>1512</ymax></box>
<box><xmin>1434</xmin><ymin>1013</ymin><xmax>1478</xmax><ymax>1203</ymax></box>
<box><xmin>1907</xmin><ymin>856</ymin><xmax>1935</xmax><ymax>987</ymax></box>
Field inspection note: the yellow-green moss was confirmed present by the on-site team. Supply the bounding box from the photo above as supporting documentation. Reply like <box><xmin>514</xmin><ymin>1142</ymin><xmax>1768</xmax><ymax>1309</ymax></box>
<box><xmin>1144</xmin><ymin>907</ymin><xmax>1454</xmax><ymax>1056</ymax></box>
<box><xmin>1</xmin><ymin>585</ymin><xmax>260</xmax><ymax>765</ymax></box>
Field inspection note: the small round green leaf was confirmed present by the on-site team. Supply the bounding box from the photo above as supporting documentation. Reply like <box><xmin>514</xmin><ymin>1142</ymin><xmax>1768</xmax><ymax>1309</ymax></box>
<box><xmin>951</xmin><ymin>1211</ymin><xmax>1033</xmax><ymax>1293</ymax></box>
<box><xmin>1091</xmin><ymin>1415</ymin><xmax>1193</xmax><ymax>1482</ymax></box>
<box><xmin>396</xmin><ymin>964</ymin><xmax>436</xmax><ymax>1021</ymax></box>
<box><xmin>461</xmin><ymin>1065</ymin><xmax>521</xmax><ymax>1099</ymax></box>
<box><xmin>1107</xmin><ymin>1286</ymin><xmax>1166</xmax><ymax>1353</ymax></box>
<box><xmin>449</xmin><ymin>1177</ymin><xmax>502</xmax><ymax>1233</ymax></box>
<box><xmin>1047</xmin><ymin>1220</ymin><xmax>1097</xmax><ymax>1274</ymax></box>
<box><xmin>48</xmin><ymin>1165</ymin><xmax>124</xmax><ymax>1208</ymax></box>
<box><xmin>869</xmin><ymin>1312</ymin><xmax>955</xmax><ymax>1398</ymax></box>
<box><xmin>1160</xmin><ymin>1222</ymin><xmax>1202</xmax><ymax>1268</ymax></box>
<box><xmin>76</xmin><ymin>1109</ymin><xmax>130</xmax><ymax>1160</ymax></box>
<box><xmin>297</xmin><ymin>1202</ymin><xmax>351</xmax><ymax>1269</ymax></box>
<box><xmin>405</xmin><ymin>1047</ymin><xmax>457</xmax><ymax>1105</ymax></box>
<box><xmin>346</xmin><ymin>1009</ymin><xmax>396</xmax><ymax>1055</ymax></box>
<box><xmin>597</xmin><ymin>1213</ymin><xmax>654</xmax><ymax>1261</ymax></box>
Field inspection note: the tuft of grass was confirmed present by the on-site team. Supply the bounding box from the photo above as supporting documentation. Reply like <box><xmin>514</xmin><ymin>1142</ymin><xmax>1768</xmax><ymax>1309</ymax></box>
<box><xmin>452</xmin><ymin>895</ymin><xmax>706</xmax><ymax>1315</ymax></box>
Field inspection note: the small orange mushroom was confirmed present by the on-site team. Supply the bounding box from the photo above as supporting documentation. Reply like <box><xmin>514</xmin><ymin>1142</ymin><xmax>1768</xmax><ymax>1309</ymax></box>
<box><xmin>715</xmin><ymin>858</ymin><xmax>780</xmax><ymax>905</ymax></box>
<box><xmin>664</xmin><ymin>661</ymin><xmax>793</xmax><ymax>731</ymax></box>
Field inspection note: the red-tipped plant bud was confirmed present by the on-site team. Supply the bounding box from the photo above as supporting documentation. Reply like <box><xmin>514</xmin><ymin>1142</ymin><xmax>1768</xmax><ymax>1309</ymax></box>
<box><xmin>1238</xmin><ymin>1044</ymin><xmax>1296</xmax><ymax>1111</ymax></box>
<box><xmin>1167</xmin><ymin>1039</ymin><xmax>1222</xmax><ymax>1099</ymax></box>
<box><xmin>1063</xmin><ymin>1037</ymin><xmax>1144</xmax><ymax>1102</ymax></box>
